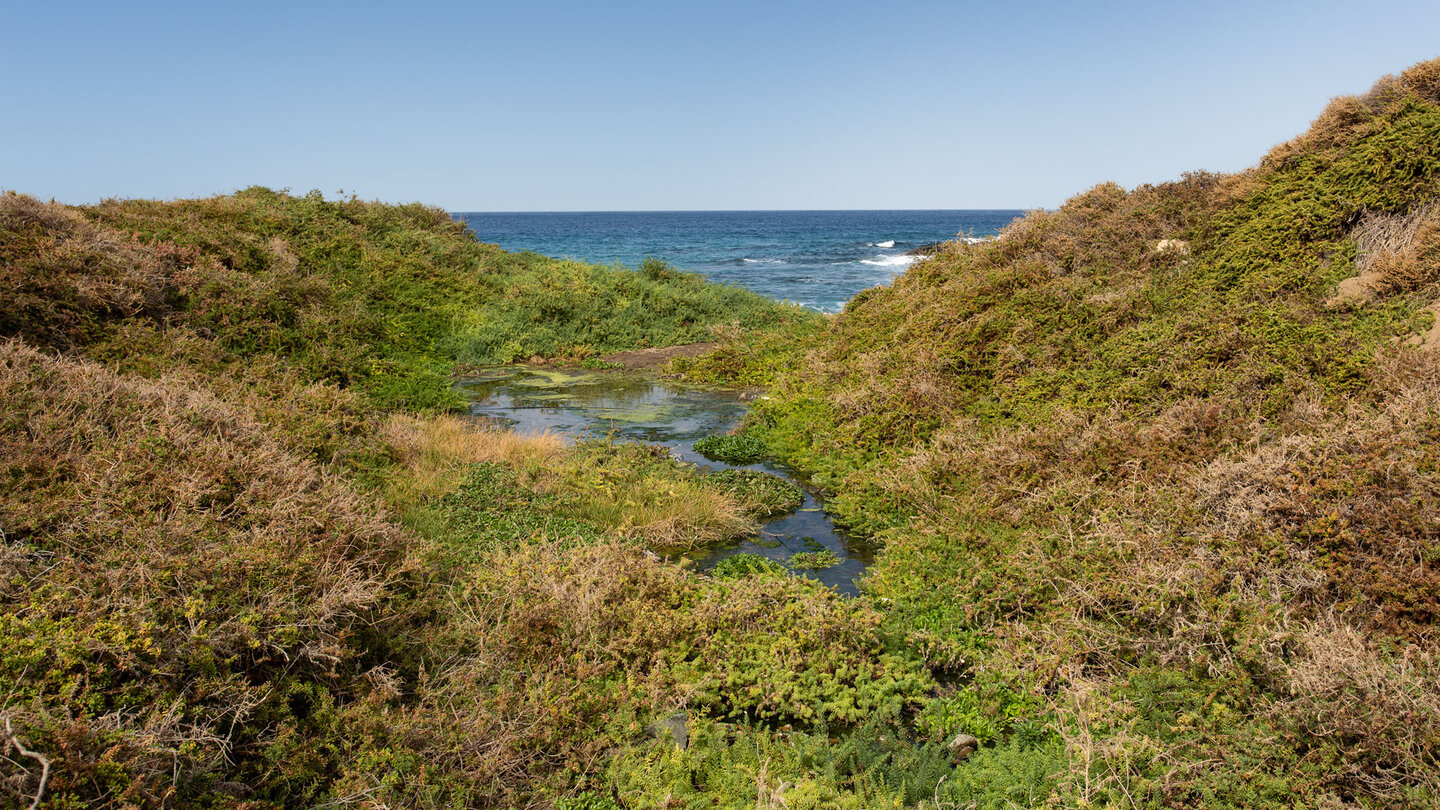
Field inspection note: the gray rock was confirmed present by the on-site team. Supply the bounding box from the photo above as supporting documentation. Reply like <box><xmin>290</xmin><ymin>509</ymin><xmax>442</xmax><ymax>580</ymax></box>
<box><xmin>645</xmin><ymin>713</ymin><xmax>689</xmax><ymax>750</ymax></box>
<box><xmin>906</xmin><ymin>242</ymin><xmax>946</xmax><ymax>256</ymax></box>
<box><xmin>946</xmin><ymin>732</ymin><xmax>979</xmax><ymax>761</ymax></box>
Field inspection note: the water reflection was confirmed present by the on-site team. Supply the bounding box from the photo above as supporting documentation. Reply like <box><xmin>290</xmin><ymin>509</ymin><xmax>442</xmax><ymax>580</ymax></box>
<box><xmin>457</xmin><ymin>367</ymin><xmax>872</xmax><ymax>595</ymax></box>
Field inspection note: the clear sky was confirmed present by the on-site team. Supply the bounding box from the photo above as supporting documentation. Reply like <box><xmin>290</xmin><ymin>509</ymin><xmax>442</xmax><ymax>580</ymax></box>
<box><xmin>3</xmin><ymin>0</ymin><xmax>1438</xmax><ymax>211</ymax></box>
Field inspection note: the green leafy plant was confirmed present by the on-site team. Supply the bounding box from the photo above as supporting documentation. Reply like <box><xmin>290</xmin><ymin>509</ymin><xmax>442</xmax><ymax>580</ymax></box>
<box><xmin>693</xmin><ymin>432</ymin><xmax>766</xmax><ymax>464</ymax></box>
<box><xmin>787</xmin><ymin>550</ymin><xmax>839</xmax><ymax>569</ymax></box>
<box><xmin>705</xmin><ymin>468</ymin><xmax>804</xmax><ymax>517</ymax></box>
<box><xmin>710</xmin><ymin>552</ymin><xmax>787</xmax><ymax>579</ymax></box>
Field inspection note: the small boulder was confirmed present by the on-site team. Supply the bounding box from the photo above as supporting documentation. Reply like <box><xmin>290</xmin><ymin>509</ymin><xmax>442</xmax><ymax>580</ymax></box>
<box><xmin>1404</xmin><ymin>301</ymin><xmax>1440</xmax><ymax>349</ymax></box>
<box><xmin>645</xmin><ymin>713</ymin><xmax>689</xmax><ymax>750</ymax></box>
<box><xmin>1330</xmin><ymin>272</ymin><xmax>1381</xmax><ymax>305</ymax></box>
<box><xmin>946</xmin><ymin>732</ymin><xmax>980</xmax><ymax>761</ymax></box>
<box><xmin>1155</xmin><ymin>239</ymin><xmax>1190</xmax><ymax>255</ymax></box>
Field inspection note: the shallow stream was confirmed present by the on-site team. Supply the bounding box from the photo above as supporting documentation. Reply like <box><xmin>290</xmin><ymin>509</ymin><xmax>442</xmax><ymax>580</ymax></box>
<box><xmin>457</xmin><ymin>367</ymin><xmax>872</xmax><ymax>595</ymax></box>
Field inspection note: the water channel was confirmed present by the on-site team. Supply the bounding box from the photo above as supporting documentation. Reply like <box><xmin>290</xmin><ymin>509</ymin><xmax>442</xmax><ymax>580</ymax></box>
<box><xmin>457</xmin><ymin>366</ymin><xmax>873</xmax><ymax>595</ymax></box>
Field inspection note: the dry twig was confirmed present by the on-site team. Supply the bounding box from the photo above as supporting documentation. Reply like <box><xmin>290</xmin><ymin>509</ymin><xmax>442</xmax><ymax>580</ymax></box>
<box><xmin>3</xmin><ymin>718</ymin><xmax>50</xmax><ymax>810</ymax></box>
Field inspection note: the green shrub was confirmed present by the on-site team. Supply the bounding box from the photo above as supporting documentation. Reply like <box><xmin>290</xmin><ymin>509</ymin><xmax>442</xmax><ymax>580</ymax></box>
<box><xmin>747</xmin><ymin>56</ymin><xmax>1440</xmax><ymax>810</ymax></box>
<box><xmin>693</xmin><ymin>432</ymin><xmax>767</xmax><ymax>463</ymax></box>
<box><xmin>640</xmin><ymin>256</ymin><xmax>678</xmax><ymax>282</ymax></box>
<box><xmin>788</xmin><ymin>550</ymin><xmax>840</xmax><ymax>569</ymax></box>
<box><xmin>706</xmin><ymin>468</ymin><xmax>804</xmax><ymax>516</ymax></box>
<box><xmin>555</xmin><ymin>791</ymin><xmax>623</xmax><ymax>810</ymax></box>
<box><xmin>710</xmin><ymin>552</ymin><xmax>787</xmax><ymax>579</ymax></box>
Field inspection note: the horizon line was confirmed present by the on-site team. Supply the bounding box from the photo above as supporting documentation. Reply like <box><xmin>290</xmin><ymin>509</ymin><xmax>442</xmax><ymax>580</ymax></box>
<box><xmin>450</xmin><ymin>207</ymin><xmax>1034</xmax><ymax>215</ymax></box>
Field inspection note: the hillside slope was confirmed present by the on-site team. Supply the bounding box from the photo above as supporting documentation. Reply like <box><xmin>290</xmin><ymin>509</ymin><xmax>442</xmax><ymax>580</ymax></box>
<box><xmin>2</xmin><ymin>188</ymin><xmax>818</xmax><ymax>411</ymax></box>
<box><xmin>750</xmin><ymin>58</ymin><xmax>1440</xmax><ymax>807</ymax></box>
<box><xmin>2</xmin><ymin>192</ymin><xmax>877</xmax><ymax>809</ymax></box>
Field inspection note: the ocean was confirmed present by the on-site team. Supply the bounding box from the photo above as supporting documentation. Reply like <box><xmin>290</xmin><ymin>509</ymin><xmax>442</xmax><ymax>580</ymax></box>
<box><xmin>453</xmin><ymin>210</ymin><xmax>1025</xmax><ymax>313</ymax></box>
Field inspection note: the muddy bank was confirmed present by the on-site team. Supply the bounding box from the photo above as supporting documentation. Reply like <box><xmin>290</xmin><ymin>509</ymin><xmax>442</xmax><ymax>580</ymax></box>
<box><xmin>598</xmin><ymin>341</ymin><xmax>719</xmax><ymax>370</ymax></box>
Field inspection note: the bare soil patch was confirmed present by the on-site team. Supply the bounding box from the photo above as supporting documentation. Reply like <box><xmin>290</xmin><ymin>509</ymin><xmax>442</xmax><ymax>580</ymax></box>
<box><xmin>599</xmin><ymin>342</ymin><xmax>719</xmax><ymax>370</ymax></box>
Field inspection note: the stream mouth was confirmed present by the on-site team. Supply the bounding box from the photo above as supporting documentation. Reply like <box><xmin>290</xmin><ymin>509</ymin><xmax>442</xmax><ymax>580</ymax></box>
<box><xmin>457</xmin><ymin>366</ymin><xmax>873</xmax><ymax>595</ymax></box>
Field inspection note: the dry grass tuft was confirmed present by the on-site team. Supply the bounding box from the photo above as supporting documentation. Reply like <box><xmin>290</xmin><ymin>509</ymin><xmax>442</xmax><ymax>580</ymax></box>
<box><xmin>1351</xmin><ymin>199</ymin><xmax>1440</xmax><ymax>294</ymax></box>
<box><xmin>606</xmin><ymin>482</ymin><xmax>752</xmax><ymax>549</ymax></box>
<box><xmin>383</xmin><ymin>412</ymin><xmax>564</xmax><ymax>509</ymax></box>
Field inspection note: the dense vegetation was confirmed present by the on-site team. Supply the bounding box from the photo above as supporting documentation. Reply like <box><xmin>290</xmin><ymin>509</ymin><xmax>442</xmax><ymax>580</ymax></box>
<box><xmin>2</xmin><ymin>187</ymin><xmax>816</xmax><ymax>412</ymax></box>
<box><xmin>5</xmin><ymin>57</ymin><xmax>1440</xmax><ymax>810</ymax></box>
<box><xmin>0</xmin><ymin>192</ymin><xmax>877</xmax><ymax>809</ymax></box>
<box><xmin>744</xmin><ymin>58</ymin><xmax>1440</xmax><ymax>808</ymax></box>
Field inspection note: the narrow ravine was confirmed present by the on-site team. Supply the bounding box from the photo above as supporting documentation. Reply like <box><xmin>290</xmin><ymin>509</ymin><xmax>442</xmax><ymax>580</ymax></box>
<box><xmin>457</xmin><ymin>366</ymin><xmax>873</xmax><ymax>594</ymax></box>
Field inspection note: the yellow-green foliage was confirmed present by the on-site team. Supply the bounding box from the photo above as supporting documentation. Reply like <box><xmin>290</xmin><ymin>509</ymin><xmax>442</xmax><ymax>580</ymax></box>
<box><xmin>665</xmin><ymin>311</ymin><xmax>826</xmax><ymax>386</ymax></box>
<box><xmin>540</xmin><ymin>441</ymin><xmax>756</xmax><ymax>549</ymax></box>
<box><xmin>608</xmin><ymin>712</ymin><xmax>1059</xmax><ymax>810</ymax></box>
<box><xmin>707</xmin><ymin>469</ymin><xmax>806</xmax><ymax>517</ymax></box>
<box><xmin>750</xmin><ymin>57</ymin><xmax>1440</xmax><ymax>808</ymax></box>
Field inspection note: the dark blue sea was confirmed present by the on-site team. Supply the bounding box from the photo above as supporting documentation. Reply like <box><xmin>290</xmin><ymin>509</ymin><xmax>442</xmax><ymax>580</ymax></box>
<box><xmin>453</xmin><ymin>210</ymin><xmax>1024</xmax><ymax>313</ymax></box>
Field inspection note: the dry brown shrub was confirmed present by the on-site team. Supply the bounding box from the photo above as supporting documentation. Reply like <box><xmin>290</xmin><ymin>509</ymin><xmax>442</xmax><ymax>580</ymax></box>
<box><xmin>1264</xmin><ymin>76</ymin><xmax>1393</xmax><ymax>169</ymax></box>
<box><xmin>1276</xmin><ymin>617</ymin><xmax>1440</xmax><ymax>802</ymax></box>
<box><xmin>1351</xmin><ymin>199</ymin><xmax>1440</xmax><ymax>293</ymax></box>
<box><xmin>1264</xmin><ymin>58</ymin><xmax>1440</xmax><ymax>170</ymax></box>
<box><xmin>383</xmin><ymin>412</ymin><xmax>564</xmax><ymax>508</ymax></box>
<box><xmin>1191</xmin><ymin>350</ymin><xmax>1440</xmax><ymax>638</ymax></box>
<box><xmin>265</xmin><ymin>235</ymin><xmax>299</xmax><ymax>274</ymax></box>
<box><xmin>1401</xmin><ymin>57</ymin><xmax>1440</xmax><ymax>105</ymax></box>
<box><xmin>339</xmin><ymin>540</ymin><xmax>690</xmax><ymax>805</ymax></box>
<box><xmin>1268</xmin><ymin>94</ymin><xmax>1379</xmax><ymax>168</ymax></box>
<box><xmin>0</xmin><ymin>339</ymin><xmax>410</xmax><ymax>803</ymax></box>
<box><xmin>977</xmin><ymin>174</ymin><xmax>1229</xmax><ymax>293</ymax></box>
<box><xmin>823</xmin><ymin>348</ymin><xmax>958</xmax><ymax>444</ymax></box>
<box><xmin>0</xmin><ymin>193</ymin><xmax>187</xmax><ymax>347</ymax></box>
<box><xmin>881</xmin><ymin>394</ymin><xmax>1247</xmax><ymax>532</ymax></box>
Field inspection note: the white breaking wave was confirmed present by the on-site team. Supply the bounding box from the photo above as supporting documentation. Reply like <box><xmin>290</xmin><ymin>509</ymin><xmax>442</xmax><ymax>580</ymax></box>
<box><xmin>860</xmin><ymin>255</ymin><xmax>917</xmax><ymax>267</ymax></box>
<box><xmin>742</xmin><ymin>258</ymin><xmax>786</xmax><ymax>264</ymax></box>
<box><xmin>874</xmin><ymin>240</ymin><xmax>895</xmax><ymax>248</ymax></box>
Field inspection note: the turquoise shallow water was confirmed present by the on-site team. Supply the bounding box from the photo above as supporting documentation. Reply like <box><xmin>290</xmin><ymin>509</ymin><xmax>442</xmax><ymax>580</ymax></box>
<box><xmin>458</xmin><ymin>367</ymin><xmax>872</xmax><ymax>595</ymax></box>
<box><xmin>454</xmin><ymin>209</ymin><xmax>1023</xmax><ymax>312</ymax></box>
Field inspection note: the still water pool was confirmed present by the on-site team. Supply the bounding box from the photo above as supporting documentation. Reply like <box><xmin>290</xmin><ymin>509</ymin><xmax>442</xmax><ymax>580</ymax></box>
<box><xmin>457</xmin><ymin>367</ymin><xmax>872</xmax><ymax>595</ymax></box>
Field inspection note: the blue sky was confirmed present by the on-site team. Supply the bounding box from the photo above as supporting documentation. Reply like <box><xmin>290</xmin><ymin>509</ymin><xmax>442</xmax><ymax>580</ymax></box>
<box><xmin>4</xmin><ymin>1</ymin><xmax>1439</xmax><ymax>210</ymax></box>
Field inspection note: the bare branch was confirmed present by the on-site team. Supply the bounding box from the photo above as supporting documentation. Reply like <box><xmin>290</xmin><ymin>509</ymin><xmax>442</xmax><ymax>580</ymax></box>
<box><xmin>3</xmin><ymin>718</ymin><xmax>51</xmax><ymax>810</ymax></box>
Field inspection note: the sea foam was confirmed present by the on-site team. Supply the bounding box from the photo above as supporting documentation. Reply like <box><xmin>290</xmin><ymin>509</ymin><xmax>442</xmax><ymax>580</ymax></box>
<box><xmin>860</xmin><ymin>254</ymin><xmax>916</xmax><ymax>267</ymax></box>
